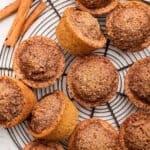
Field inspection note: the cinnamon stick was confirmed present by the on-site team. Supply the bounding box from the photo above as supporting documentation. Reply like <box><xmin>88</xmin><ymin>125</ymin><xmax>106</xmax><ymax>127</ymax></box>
<box><xmin>5</xmin><ymin>0</ymin><xmax>32</xmax><ymax>47</ymax></box>
<box><xmin>0</xmin><ymin>0</ymin><xmax>21</xmax><ymax>21</ymax></box>
<box><xmin>21</xmin><ymin>2</ymin><xmax>47</xmax><ymax>36</ymax></box>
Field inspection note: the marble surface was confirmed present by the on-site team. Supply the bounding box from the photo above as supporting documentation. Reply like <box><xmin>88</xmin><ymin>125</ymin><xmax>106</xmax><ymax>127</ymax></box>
<box><xmin>0</xmin><ymin>1</ymin><xmax>19</xmax><ymax>150</ymax></box>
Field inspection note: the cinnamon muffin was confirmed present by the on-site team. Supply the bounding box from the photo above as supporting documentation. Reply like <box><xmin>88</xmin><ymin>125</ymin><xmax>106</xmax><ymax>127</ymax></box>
<box><xmin>106</xmin><ymin>1</ymin><xmax>150</xmax><ymax>52</ymax></box>
<box><xmin>56</xmin><ymin>8</ymin><xmax>106</xmax><ymax>56</ymax></box>
<box><xmin>125</xmin><ymin>57</ymin><xmax>150</xmax><ymax>110</ymax></box>
<box><xmin>119</xmin><ymin>112</ymin><xmax>150</xmax><ymax>150</ymax></box>
<box><xmin>28</xmin><ymin>90</ymin><xmax>78</xmax><ymax>141</ymax></box>
<box><xmin>67</xmin><ymin>55</ymin><xmax>118</xmax><ymax>107</ymax></box>
<box><xmin>24</xmin><ymin>140</ymin><xmax>64</xmax><ymax>150</ymax></box>
<box><xmin>69</xmin><ymin>118</ymin><xmax>119</xmax><ymax>150</ymax></box>
<box><xmin>0</xmin><ymin>76</ymin><xmax>36</xmax><ymax>128</ymax></box>
<box><xmin>13</xmin><ymin>36</ymin><xmax>65</xmax><ymax>88</ymax></box>
<box><xmin>75</xmin><ymin>0</ymin><xmax>119</xmax><ymax>16</ymax></box>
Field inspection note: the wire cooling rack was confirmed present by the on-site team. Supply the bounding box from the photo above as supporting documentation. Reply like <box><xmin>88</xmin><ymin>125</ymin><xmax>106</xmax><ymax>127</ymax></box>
<box><xmin>0</xmin><ymin>0</ymin><xmax>150</xmax><ymax>149</ymax></box>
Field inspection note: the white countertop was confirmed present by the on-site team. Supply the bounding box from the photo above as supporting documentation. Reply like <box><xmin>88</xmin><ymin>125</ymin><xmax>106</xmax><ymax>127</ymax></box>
<box><xmin>0</xmin><ymin>1</ymin><xmax>20</xmax><ymax>150</ymax></box>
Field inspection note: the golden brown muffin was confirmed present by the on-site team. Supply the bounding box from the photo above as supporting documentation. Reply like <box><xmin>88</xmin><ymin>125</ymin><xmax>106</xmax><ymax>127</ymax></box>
<box><xmin>125</xmin><ymin>57</ymin><xmax>150</xmax><ymax>110</ymax></box>
<box><xmin>119</xmin><ymin>112</ymin><xmax>150</xmax><ymax>150</ymax></box>
<box><xmin>106</xmin><ymin>1</ymin><xmax>150</xmax><ymax>52</ymax></box>
<box><xmin>69</xmin><ymin>118</ymin><xmax>119</xmax><ymax>150</ymax></box>
<box><xmin>24</xmin><ymin>140</ymin><xmax>64</xmax><ymax>150</ymax></box>
<box><xmin>0</xmin><ymin>76</ymin><xmax>36</xmax><ymax>128</ymax></box>
<box><xmin>13</xmin><ymin>36</ymin><xmax>65</xmax><ymax>88</ymax></box>
<box><xmin>67</xmin><ymin>55</ymin><xmax>118</xmax><ymax>107</ymax></box>
<box><xmin>28</xmin><ymin>90</ymin><xmax>78</xmax><ymax>141</ymax></box>
<box><xmin>56</xmin><ymin>8</ymin><xmax>106</xmax><ymax>56</ymax></box>
<box><xmin>75</xmin><ymin>0</ymin><xmax>119</xmax><ymax>16</ymax></box>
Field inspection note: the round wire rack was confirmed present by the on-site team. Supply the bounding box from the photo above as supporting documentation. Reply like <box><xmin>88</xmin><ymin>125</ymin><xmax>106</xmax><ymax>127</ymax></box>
<box><xmin>0</xmin><ymin>0</ymin><xmax>150</xmax><ymax>149</ymax></box>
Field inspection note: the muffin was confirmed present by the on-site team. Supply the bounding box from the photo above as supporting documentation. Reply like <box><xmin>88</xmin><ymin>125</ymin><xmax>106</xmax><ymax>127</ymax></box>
<box><xmin>24</xmin><ymin>140</ymin><xmax>64</xmax><ymax>150</ymax></box>
<box><xmin>69</xmin><ymin>118</ymin><xmax>119</xmax><ymax>150</ymax></box>
<box><xmin>13</xmin><ymin>36</ymin><xmax>65</xmax><ymax>88</ymax></box>
<box><xmin>56</xmin><ymin>8</ymin><xmax>106</xmax><ymax>56</ymax></box>
<box><xmin>28</xmin><ymin>90</ymin><xmax>78</xmax><ymax>141</ymax></box>
<box><xmin>125</xmin><ymin>57</ymin><xmax>150</xmax><ymax>110</ymax></box>
<box><xmin>0</xmin><ymin>76</ymin><xmax>36</xmax><ymax>128</ymax></box>
<box><xmin>119</xmin><ymin>112</ymin><xmax>150</xmax><ymax>150</ymax></box>
<box><xmin>67</xmin><ymin>55</ymin><xmax>119</xmax><ymax>107</ymax></box>
<box><xmin>74</xmin><ymin>0</ymin><xmax>119</xmax><ymax>16</ymax></box>
<box><xmin>106</xmin><ymin>1</ymin><xmax>150</xmax><ymax>52</ymax></box>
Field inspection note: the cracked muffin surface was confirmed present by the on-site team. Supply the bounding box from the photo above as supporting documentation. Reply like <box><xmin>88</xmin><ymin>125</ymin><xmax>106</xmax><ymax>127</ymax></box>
<box><xmin>69</xmin><ymin>118</ymin><xmax>119</xmax><ymax>150</ymax></box>
<box><xmin>75</xmin><ymin>0</ymin><xmax>119</xmax><ymax>16</ymax></box>
<box><xmin>29</xmin><ymin>92</ymin><xmax>63</xmax><ymax>133</ymax></box>
<box><xmin>67</xmin><ymin>55</ymin><xmax>118</xmax><ymax>107</ymax></box>
<box><xmin>0</xmin><ymin>77</ymin><xmax>24</xmax><ymax>124</ymax></box>
<box><xmin>56</xmin><ymin>8</ymin><xmax>106</xmax><ymax>56</ymax></box>
<box><xmin>27</xmin><ymin>90</ymin><xmax>78</xmax><ymax>141</ymax></box>
<box><xmin>13</xmin><ymin>36</ymin><xmax>65</xmax><ymax>88</ymax></box>
<box><xmin>69</xmin><ymin>9</ymin><xmax>101</xmax><ymax>40</ymax></box>
<box><xmin>106</xmin><ymin>1</ymin><xmax>150</xmax><ymax>52</ymax></box>
<box><xmin>120</xmin><ymin>112</ymin><xmax>150</xmax><ymax>150</ymax></box>
<box><xmin>0</xmin><ymin>76</ymin><xmax>36</xmax><ymax>128</ymax></box>
<box><xmin>125</xmin><ymin>57</ymin><xmax>150</xmax><ymax>110</ymax></box>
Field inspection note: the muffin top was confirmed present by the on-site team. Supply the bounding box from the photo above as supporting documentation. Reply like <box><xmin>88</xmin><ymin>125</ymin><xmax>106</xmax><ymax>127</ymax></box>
<box><xmin>0</xmin><ymin>77</ymin><xmax>24</xmax><ymax>124</ymax></box>
<box><xmin>67</xmin><ymin>55</ymin><xmax>118</xmax><ymax>107</ymax></box>
<box><xmin>106</xmin><ymin>1</ymin><xmax>150</xmax><ymax>52</ymax></box>
<box><xmin>69</xmin><ymin>9</ymin><xmax>101</xmax><ymax>40</ymax></box>
<box><xmin>28</xmin><ymin>91</ymin><xmax>64</xmax><ymax>133</ymax></box>
<box><xmin>75</xmin><ymin>0</ymin><xmax>119</xmax><ymax>16</ymax></box>
<box><xmin>78</xmin><ymin>0</ymin><xmax>110</xmax><ymax>9</ymax></box>
<box><xmin>125</xmin><ymin>57</ymin><xmax>150</xmax><ymax>110</ymax></box>
<box><xmin>69</xmin><ymin>118</ymin><xmax>119</xmax><ymax>150</ymax></box>
<box><xmin>24</xmin><ymin>140</ymin><xmax>64</xmax><ymax>150</ymax></box>
<box><xmin>120</xmin><ymin>112</ymin><xmax>150</xmax><ymax>150</ymax></box>
<box><xmin>13</xmin><ymin>36</ymin><xmax>65</xmax><ymax>88</ymax></box>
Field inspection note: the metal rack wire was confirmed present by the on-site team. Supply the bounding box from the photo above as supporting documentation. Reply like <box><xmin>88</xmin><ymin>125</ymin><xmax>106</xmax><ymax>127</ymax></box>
<box><xmin>0</xmin><ymin>0</ymin><xmax>149</xmax><ymax>149</ymax></box>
